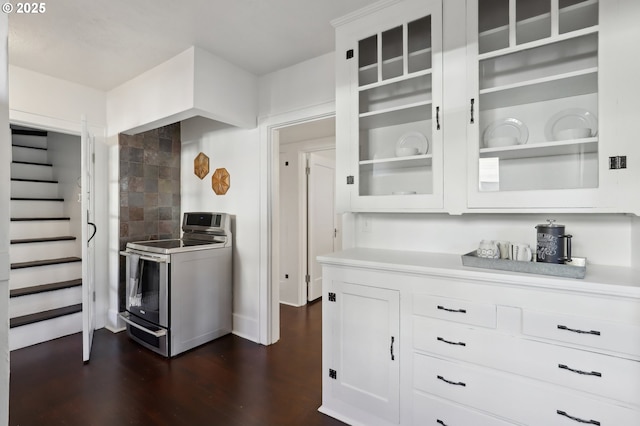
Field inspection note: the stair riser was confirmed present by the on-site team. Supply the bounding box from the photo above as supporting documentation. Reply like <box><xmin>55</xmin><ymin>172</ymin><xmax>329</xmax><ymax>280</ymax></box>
<box><xmin>11</xmin><ymin>180</ymin><xmax>59</xmax><ymax>199</ymax></box>
<box><xmin>10</xmin><ymin>162</ymin><xmax>54</xmax><ymax>180</ymax></box>
<box><xmin>9</xmin><ymin>312</ymin><xmax>82</xmax><ymax>351</ymax></box>
<box><xmin>11</xmin><ymin>200</ymin><xmax>65</xmax><ymax>219</ymax></box>
<box><xmin>10</xmin><ymin>240</ymin><xmax>79</xmax><ymax>263</ymax></box>
<box><xmin>11</xmin><ymin>146</ymin><xmax>48</xmax><ymax>163</ymax></box>
<box><xmin>10</xmin><ymin>287</ymin><xmax>82</xmax><ymax>318</ymax></box>
<box><xmin>10</xmin><ymin>220</ymin><xmax>72</xmax><ymax>240</ymax></box>
<box><xmin>12</xmin><ymin>134</ymin><xmax>47</xmax><ymax>149</ymax></box>
<box><xmin>10</xmin><ymin>262</ymin><xmax>82</xmax><ymax>290</ymax></box>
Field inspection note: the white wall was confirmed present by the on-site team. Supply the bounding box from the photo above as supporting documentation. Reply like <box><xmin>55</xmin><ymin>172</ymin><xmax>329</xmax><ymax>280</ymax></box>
<box><xmin>352</xmin><ymin>213</ymin><xmax>635</xmax><ymax>267</ymax></box>
<box><xmin>9</xmin><ymin>65</ymin><xmax>106</xmax><ymax>129</ymax></box>
<box><xmin>1</xmin><ymin>13</ymin><xmax>10</xmax><ymax>425</ymax></box>
<box><xmin>180</xmin><ymin>117</ymin><xmax>261</xmax><ymax>341</ymax></box>
<box><xmin>48</xmin><ymin>132</ymin><xmax>82</xmax><ymax>257</ymax></box>
<box><xmin>259</xmin><ymin>52</ymin><xmax>335</xmax><ymax>117</ymax></box>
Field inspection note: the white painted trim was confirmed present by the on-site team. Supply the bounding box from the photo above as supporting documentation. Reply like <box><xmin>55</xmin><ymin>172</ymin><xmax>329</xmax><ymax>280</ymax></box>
<box><xmin>330</xmin><ymin>0</ymin><xmax>401</xmax><ymax>28</ymax></box>
<box><xmin>258</xmin><ymin>101</ymin><xmax>335</xmax><ymax>345</ymax></box>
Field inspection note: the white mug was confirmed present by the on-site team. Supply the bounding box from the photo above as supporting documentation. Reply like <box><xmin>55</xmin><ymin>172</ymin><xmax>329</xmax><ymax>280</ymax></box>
<box><xmin>497</xmin><ymin>241</ymin><xmax>510</xmax><ymax>260</ymax></box>
<box><xmin>510</xmin><ymin>242</ymin><xmax>532</xmax><ymax>261</ymax></box>
<box><xmin>477</xmin><ymin>240</ymin><xmax>500</xmax><ymax>259</ymax></box>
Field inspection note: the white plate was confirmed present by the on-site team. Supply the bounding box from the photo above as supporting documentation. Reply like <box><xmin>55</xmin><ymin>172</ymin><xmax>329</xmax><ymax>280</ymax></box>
<box><xmin>545</xmin><ymin>108</ymin><xmax>598</xmax><ymax>141</ymax></box>
<box><xmin>482</xmin><ymin>118</ymin><xmax>528</xmax><ymax>148</ymax></box>
<box><xmin>395</xmin><ymin>132</ymin><xmax>429</xmax><ymax>157</ymax></box>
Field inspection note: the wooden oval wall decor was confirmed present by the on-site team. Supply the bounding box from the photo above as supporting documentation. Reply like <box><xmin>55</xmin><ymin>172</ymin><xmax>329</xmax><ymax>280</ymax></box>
<box><xmin>194</xmin><ymin>152</ymin><xmax>210</xmax><ymax>180</ymax></box>
<box><xmin>212</xmin><ymin>167</ymin><xmax>230</xmax><ymax>195</ymax></box>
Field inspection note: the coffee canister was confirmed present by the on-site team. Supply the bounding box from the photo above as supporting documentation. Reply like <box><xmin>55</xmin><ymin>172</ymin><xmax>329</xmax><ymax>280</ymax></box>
<box><xmin>535</xmin><ymin>219</ymin><xmax>572</xmax><ymax>264</ymax></box>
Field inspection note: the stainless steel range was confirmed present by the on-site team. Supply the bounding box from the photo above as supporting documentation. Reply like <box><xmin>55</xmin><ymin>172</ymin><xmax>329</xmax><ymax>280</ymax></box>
<box><xmin>119</xmin><ymin>212</ymin><xmax>232</xmax><ymax>357</ymax></box>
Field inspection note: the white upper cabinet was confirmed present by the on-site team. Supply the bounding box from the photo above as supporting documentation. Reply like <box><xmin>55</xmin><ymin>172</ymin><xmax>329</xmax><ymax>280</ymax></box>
<box><xmin>335</xmin><ymin>0</ymin><xmax>640</xmax><ymax>213</ymax></box>
<box><xmin>335</xmin><ymin>0</ymin><xmax>444</xmax><ymax>211</ymax></box>
<box><xmin>466</xmin><ymin>0</ymin><xmax>637</xmax><ymax>210</ymax></box>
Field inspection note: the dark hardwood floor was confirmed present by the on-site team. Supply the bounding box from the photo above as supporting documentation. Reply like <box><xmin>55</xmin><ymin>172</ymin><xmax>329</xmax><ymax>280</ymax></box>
<box><xmin>10</xmin><ymin>301</ymin><xmax>344</xmax><ymax>426</ymax></box>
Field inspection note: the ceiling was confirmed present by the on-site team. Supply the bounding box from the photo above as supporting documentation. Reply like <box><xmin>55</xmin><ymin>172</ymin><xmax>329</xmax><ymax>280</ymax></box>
<box><xmin>8</xmin><ymin>0</ymin><xmax>377</xmax><ymax>91</ymax></box>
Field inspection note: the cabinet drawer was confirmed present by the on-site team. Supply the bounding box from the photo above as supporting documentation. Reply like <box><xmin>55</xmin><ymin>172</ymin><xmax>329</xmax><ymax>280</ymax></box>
<box><xmin>414</xmin><ymin>316</ymin><xmax>640</xmax><ymax>406</ymax></box>
<box><xmin>413</xmin><ymin>392</ymin><xmax>515</xmax><ymax>426</ymax></box>
<box><xmin>413</xmin><ymin>294</ymin><xmax>496</xmax><ymax>328</ymax></box>
<box><xmin>414</xmin><ymin>354</ymin><xmax>640</xmax><ymax>425</ymax></box>
<box><xmin>523</xmin><ymin>309</ymin><xmax>640</xmax><ymax>357</ymax></box>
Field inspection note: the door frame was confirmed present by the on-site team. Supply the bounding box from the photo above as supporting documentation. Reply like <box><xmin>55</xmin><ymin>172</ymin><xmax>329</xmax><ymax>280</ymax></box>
<box><xmin>9</xmin><ymin>110</ymin><xmax>104</xmax><ymax>360</ymax></box>
<box><xmin>259</xmin><ymin>101</ymin><xmax>335</xmax><ymax>345</ymax></box>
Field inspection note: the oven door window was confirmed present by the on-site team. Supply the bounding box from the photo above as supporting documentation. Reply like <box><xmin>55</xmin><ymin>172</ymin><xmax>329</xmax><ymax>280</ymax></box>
<box><xmin>128</xmin><ymin>257</ymin><xmax>167</xmax><ymax>326</ymax></box>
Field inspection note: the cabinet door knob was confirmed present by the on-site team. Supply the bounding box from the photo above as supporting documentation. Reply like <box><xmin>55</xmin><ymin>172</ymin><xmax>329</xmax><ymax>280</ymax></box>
<box><xmin>436</xmin><ymin>106</ymin><xmax>441</xmax><ymax>130</ymax></box>
<box><xmin>437</xmin><ymin>375</ymin><xmax>466</xmax><ymax>387</ymax></box>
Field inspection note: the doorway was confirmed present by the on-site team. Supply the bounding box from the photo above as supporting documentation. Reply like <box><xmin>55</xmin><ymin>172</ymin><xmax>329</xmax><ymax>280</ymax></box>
<box><xmin>277</xmin><ymin>117</ymin><xmax>337</xmax><ymax>307</ymax></box>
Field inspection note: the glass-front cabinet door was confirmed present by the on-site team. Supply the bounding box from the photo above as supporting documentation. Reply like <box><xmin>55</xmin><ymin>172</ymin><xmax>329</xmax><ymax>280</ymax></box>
<box><xmin>467</xmin><ymin>0</ymin><xmax>603</xmax><ymax>208</ymax></box>
<box><xmin>344</xmin><ymin>0</ymin><xmax>443</xmax><ymax>211</ymax></box>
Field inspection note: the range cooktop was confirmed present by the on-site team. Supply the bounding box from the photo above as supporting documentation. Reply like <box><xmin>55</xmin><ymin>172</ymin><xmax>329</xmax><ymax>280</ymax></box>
<box><xmin>126</xmin><ymin>238</ymin><xmax>226</xmax><ymax>255</ymax></box>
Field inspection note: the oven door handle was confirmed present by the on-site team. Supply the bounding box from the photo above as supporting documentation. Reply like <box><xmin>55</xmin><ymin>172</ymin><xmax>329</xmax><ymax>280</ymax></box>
<box><xmin>119</xmin><ymin>251</ymin><xmax>168</xmax><ymax>263</ymax></box>
<box><xmin>119</xmin><ymin>312</ymin><xmax>167</xmax><ymax>338</ymax></box>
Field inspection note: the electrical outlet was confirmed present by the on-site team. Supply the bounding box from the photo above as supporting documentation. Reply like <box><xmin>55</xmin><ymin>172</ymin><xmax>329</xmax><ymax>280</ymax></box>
<box><xmin>361</xmin><ymin>216</ymin><xmax>372</xmax><ymax>233</ymax></box>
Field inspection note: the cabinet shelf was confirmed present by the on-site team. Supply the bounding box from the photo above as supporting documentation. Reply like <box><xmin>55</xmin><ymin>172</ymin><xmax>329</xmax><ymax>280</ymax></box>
<box><xmin>479</xmin><ymin>67</ymin><xmax>597</xmax><ymax>110</ymax></box>
<box><xmin>359</xmin><ymin>68</ymin><xmax>432</xmax><ymax>92</ymax></box>
<box><xmin>360</xmin><ymin>154</ymin><xmax>433</xmax><ymax>171</ymax></box>
<box><xmin>478</xmin><ymin>26</ymin><xmax>598</xmax><ymax>62</ymax></box>
<box><xmin>360</xmin><ymin>100</ymin><xmax>431</xmax><ymax>129</ymax></box>
<box><xmin>479</xmin><ymin>137</ymin><xmax>597</xmax><ymax>160</ymax></box>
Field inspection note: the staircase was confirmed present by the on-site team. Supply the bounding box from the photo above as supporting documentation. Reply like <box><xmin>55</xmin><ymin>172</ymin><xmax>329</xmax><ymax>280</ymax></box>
<box><xmin>9</xmin><ymin>128</ymin><xmax>83</xmax><ymax>350</ymax></box>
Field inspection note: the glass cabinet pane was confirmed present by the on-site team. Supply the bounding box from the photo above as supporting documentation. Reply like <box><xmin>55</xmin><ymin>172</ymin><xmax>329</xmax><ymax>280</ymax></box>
<box><xmin>357</xmin><ymin>14</ymin><xmax>434</xmax><ymax>198</ymax></box>
<box><xmin>476</xmin><ymin>0</ymin><xmax>599</xmax><ymax>193</ymax></box>
<box><xmin>382</xmin><ymin>26</ymin><xmax>403</xmax><ymax>80</ymax></box>
<box><xmin>516</xmin><ymin>0</ymin><xmax>551</xmax><ymax>45</ymax></box>
<box><xmin>479</xmin><ymin>0</ymin><xmax>509</xmax><ymax>54</ymax></box>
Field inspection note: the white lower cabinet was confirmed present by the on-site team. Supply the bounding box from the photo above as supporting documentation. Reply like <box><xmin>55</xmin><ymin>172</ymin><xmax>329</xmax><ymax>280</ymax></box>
<box><xmin>319</xmin><ymin>249</ymin><xmax>640</xmax><ymax>426</ymax></box>
<box><xmin>321</xmin><ymin>278</ymin><xmax>401</xmax><ymax>425</ymax></box>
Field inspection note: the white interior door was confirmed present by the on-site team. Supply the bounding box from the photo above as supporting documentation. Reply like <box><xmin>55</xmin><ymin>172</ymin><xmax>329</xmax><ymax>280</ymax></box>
<box><xmin>307</xmin><ymin>152</ymin><xmax>336</xmax><ymax>301</ymax></box>
<box><xmin>81</xmin><ymin>118</ymin><xmax>96</xmax><ymax>362</ymax></box>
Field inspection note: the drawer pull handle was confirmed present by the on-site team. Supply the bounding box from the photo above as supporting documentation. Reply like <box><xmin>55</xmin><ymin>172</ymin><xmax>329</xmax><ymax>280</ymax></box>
<box><xmin>437</xmin><ymin>337</ymin><xmax>466</xmax><ymax>346</ymax></box>
<box><xmin>437</xmin><ymin>420</ymin><xmax>448</xmax><ymax>426</ymax></box>
<box><xmin>437</xmin><ymin>375</ymin><xmax>466</xmax><ymax>387</ymax></box>
<box><xmin>556</xmin><ymin>410</ymin><xmax>600</xmax><ymax>425</ymax></box>
<box><xmin>557</xmin><ymin>325</ymin><xmax>601</xmax><ymax>336</ymax></box>
<box><xmin>437</xmin><ymin>305</ymin><xmax>467</xmax><ymax>314</ymax></box>
<box><xmin>558</xmin><ymin>364</ymin><xmax>602</xmax><ymax>377</ymax></box>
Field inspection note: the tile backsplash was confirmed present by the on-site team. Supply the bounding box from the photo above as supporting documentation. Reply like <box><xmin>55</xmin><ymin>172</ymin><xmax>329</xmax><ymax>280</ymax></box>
<box><xmin>118</xmin><ymin>123</ymin><xmax>180</xmax><ymax>310</ymax></box>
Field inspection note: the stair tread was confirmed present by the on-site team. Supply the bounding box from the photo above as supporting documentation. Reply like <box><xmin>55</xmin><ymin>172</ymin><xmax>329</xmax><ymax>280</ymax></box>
<box><xmin>11</xmin><ymin>178</ymin><xmax>58</xmax><ymax>184</ymax></box>
<box><xmin>11</xmin><ymin>129</ymin><xmax>47</xmax><ymax>137</ymax></box>
<box><xmin>11</xmin><ymin>236</ymin><xmax>77</xmax><ymax>244</ymax></box>
<box><xmin>10</xmin><ymin>304</ymin><xmax>82</xmax><ymax>329</ymax></box>
<box><xmin>11</xmin><ymin>143</ymin><xmax>48</xmax><ymax>151</ymax></box>
<box><xmin>11</xmin><ymin>217</ymin><xmax>70</xmax><ymax>221</ymax></box>
<box><xmin>11</xmin><ymin>197</ymin><xmax>64</xmax><ymax>202</ymax></box>
<box><xmin>12</xmin><ymin>160</ymin><xmax>53</xmax><ymax>167</ymax></box>
<box><xmin>10</xmin><ymin>279</ymin><xmax>82</xmax><ymax>298</ymax></box>
<box><xmin>11</xmin><ymin>257</ymin><xmax>81</xmax><ymax>270</ymax></box>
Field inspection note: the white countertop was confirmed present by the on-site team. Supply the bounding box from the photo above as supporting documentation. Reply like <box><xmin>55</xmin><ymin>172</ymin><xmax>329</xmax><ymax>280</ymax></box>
<box><xmin>318</xmin><ymin>248</ymin><xmax>640</xmax><ymax>299</ymax></box>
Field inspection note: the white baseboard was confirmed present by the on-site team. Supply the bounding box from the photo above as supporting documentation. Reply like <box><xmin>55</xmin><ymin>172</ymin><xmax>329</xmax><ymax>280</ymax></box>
<box><xmin>232</xmin><ymin>313</ymin><xmax>259</xmax><ymax>343</ymax></box>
